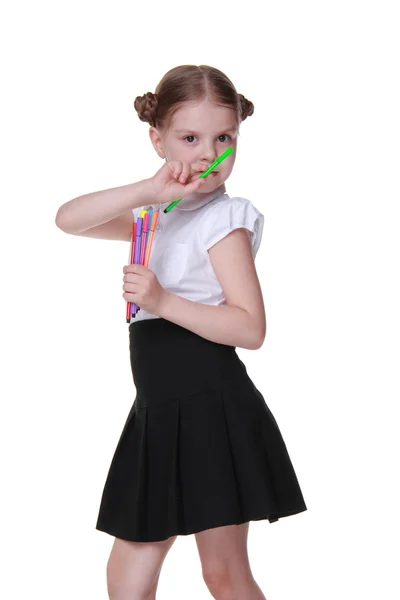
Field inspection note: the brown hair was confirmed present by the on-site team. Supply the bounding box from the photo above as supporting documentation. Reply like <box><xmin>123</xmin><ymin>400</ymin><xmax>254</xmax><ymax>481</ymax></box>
<box><xmin>133</xmin><ymin>64</ymin><xmax>254</xmax><ymax>131</ymax></box>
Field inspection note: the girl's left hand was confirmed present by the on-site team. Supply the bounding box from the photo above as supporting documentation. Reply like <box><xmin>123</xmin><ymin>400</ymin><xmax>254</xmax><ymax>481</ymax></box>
<box><xmin>122</xmin><ymin>264</ymin><xmax>168</xmax><ymax>315</ymax></box>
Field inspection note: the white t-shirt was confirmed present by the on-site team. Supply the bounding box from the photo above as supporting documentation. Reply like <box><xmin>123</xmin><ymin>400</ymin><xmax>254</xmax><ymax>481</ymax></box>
<box><xmin>130</xmin><ymin>183</ymin><xmax>264</xmax><ymax>323</ymax></box>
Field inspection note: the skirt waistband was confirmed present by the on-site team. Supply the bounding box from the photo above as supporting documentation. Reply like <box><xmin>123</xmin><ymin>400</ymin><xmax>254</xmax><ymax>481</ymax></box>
<box><xmin>129</xmin><ymin>318</ymin><xmax>250</xmax><ymax>400</ymax></box>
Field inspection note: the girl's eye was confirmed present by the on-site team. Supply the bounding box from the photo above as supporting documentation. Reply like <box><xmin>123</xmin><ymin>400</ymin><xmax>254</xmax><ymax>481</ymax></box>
<box><xmin>184</xmin><ymin>135</ymin><xmax>197</xmax><ymax>143</ymax></box>
<box><xmin>183</xmin><ymin>134</ymin><xmax>232</xmax><ymax>144</ymax></box>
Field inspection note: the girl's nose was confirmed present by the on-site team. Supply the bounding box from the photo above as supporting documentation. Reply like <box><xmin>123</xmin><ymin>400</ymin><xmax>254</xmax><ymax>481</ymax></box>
<box><xmin>200</xmin><ymin>146</ymin><xmax>217</xmax><ymax>164</ymax></box>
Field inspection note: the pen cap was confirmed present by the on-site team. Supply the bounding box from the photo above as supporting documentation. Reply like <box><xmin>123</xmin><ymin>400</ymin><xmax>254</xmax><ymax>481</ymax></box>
<box><xmin>150</xmin><ymin>211</ymin><xmax>159</xmax><ymax>231</ymax></box>
<box><xmin>217</xmin><ymin>147</ymin><xmax>233</xmax><ymax>162</ymax></box>
<box><xmin>143</xmin><ymin>212</ymin><xmax>150</xmax><ymax>231</ymax></box>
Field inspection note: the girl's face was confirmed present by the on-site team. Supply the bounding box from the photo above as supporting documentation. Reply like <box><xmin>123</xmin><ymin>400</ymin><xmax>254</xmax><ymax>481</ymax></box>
<box><xmin>149</xmin><ymin>98</ymin><xmax>238</xmax><ymax>193</ymax></box>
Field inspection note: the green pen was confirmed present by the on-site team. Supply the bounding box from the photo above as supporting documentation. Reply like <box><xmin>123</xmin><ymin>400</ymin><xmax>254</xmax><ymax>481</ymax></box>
<box><xmin>163</xmin><ymin>147</ymin><xmax>234</xmax><ymax>213</ymax></box>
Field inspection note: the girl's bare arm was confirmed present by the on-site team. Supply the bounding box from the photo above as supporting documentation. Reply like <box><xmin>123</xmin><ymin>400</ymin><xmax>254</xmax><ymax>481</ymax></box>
<box><xmin>55</xmin><ymin>179</ymin><xmax>154</xmax><ymax>242</ymax></box>
<box><xmin>158</xmin><ymin>228</ymin><xmax>266</xmax><ymax>349</ymax></box>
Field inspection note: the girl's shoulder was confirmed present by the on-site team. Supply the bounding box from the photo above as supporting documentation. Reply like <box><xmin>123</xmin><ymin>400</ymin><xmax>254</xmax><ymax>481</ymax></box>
<box><xmin>198</xmin><ymin>193</ymin><xmax>265</xmax><ymax>256</ymax></box>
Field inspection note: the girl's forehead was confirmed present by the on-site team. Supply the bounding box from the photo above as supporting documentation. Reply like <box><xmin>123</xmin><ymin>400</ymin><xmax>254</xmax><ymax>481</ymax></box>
<box><xmin>170</xmin><ymin>101</ymin><xmax>238</xmax><ymax>131</ymax></box>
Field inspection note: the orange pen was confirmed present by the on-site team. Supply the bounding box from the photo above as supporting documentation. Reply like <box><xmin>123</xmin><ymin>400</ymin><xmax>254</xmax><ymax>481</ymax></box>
<box><xmin>144</xmin><ymin>210</ymin><xmax>159</xmax><ymax>267</ymax></box>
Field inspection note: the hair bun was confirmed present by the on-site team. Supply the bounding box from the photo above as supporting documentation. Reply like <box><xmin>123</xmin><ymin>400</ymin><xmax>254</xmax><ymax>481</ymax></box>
<box><xmin>238</xmin><ymin>93</ymin><xmax>254</xmax><ymax>122</ymax></box>
<box><xmin>134</xmin><ymin>92</ymin><xmax>158</xmax><ymax>126</ymax></box>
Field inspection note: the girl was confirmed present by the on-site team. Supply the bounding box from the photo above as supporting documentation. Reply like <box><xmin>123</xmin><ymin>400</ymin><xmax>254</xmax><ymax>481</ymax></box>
<box><xmin>56</xmin><ymin>64</ymin><xmax>307</xmax><ymax>600</ymax></box>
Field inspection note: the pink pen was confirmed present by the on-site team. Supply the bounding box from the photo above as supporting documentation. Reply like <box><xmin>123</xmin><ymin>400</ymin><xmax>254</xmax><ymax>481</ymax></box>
<box><xmin>140</xmin><ymin>212</ymin><xmax>150</xmax><ymax>265</ymax></box>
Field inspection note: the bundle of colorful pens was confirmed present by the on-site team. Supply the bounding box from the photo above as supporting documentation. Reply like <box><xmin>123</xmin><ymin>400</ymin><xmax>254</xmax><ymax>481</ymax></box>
<box><xmin>126</xmin><ymin>147</ymin><xmax>234</xmax><ymax>322</ymax></box>
<box><xmin>126</xmin><ymin>208</ymin><xmax>159</xmax><ymax>322</ymax></box>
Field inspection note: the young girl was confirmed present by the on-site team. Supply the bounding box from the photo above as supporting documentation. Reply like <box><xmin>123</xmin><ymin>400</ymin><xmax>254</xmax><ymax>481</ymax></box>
<box><xmin>56</xmin><ymin>64</ymin><xmax>307</xmax><ymax>600</ymax></box>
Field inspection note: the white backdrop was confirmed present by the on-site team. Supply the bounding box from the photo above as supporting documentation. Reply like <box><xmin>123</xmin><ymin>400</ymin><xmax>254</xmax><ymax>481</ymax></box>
<box><xmin>1</xmin><ymin>1</ymin><xmax>399</xmax><ymax>598</ymax></box>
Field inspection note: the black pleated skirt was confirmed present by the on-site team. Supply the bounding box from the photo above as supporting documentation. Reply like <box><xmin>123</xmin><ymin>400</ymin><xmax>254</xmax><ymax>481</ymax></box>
<box><xmin>95</xmin><ymin>318</ymin><xmax>307</xmax><ymax>542</ymax></box>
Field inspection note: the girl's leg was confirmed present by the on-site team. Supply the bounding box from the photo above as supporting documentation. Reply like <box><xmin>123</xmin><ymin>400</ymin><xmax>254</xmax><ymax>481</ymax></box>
<box><xmin>195</xmin><ymin>522</ymin><xmax>267</xmax><ymax>600</ymax></box>
<box><xmin>106</xmin><ymin>534</ymin><xmax>177</xmax><ymax>600</ymax></box>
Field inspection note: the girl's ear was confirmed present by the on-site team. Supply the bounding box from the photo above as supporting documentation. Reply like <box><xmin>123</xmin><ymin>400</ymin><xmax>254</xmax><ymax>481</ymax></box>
<box><xmin>149</xmin><ymin>127</ymin><xmax>165</xmax><ymax>159</ymax></box>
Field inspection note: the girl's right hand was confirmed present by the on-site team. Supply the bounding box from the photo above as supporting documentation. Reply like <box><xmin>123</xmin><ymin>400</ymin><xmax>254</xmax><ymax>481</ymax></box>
<box><xmin>148</xmin><ymin>160</ymin><xmax>209</xmax><ymax>204</ymax></box>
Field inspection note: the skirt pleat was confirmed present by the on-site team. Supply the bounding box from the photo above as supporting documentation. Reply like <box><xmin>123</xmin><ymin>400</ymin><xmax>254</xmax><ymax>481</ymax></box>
<box><xmin>95</xmin><ymin>318</ymin><xmax>307</xmax><ymax>542</ymax></box>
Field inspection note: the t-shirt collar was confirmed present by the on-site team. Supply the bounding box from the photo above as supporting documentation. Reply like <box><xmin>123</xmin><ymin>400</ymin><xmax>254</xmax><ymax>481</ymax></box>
<box><xmin>154</xmin><ymin>182</ymin><xmax>226</xmax><ymax>212</ymax></box>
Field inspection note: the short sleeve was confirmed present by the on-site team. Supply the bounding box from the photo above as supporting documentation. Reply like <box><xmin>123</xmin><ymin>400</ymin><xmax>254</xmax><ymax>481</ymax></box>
<box><xmin>132</xmin><ymin>207</ymin><xmax>141</xmax><ymax>221</ymax></box>
<box><xmin>200</xmin><ymin>197</ymin><xmax>264</xmax><ymax>258</ymax></box>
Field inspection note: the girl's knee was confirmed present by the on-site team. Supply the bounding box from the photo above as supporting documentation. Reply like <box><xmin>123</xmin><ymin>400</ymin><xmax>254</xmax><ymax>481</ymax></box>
<box><xmin>203</xmin><ymin>566</ymin><xmax>230</xmax><ymax>591</ymax></box>
<box><xmin>202</xmin><ymin>566</ymin><xmax>255</xmax><ymax>599</ymax></box>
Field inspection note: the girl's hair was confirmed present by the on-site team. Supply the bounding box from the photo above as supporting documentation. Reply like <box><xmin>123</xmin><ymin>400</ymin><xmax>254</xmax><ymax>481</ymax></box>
<box><xmin>133</xmin><ymin>64</ymin><xmax>254</xmax><ymax>131</ymax></box>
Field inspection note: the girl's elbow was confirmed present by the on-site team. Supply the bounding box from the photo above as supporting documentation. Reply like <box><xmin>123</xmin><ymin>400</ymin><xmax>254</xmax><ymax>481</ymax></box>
<box><xmin>251</xmin><ymin>326</ymin><xmax>266</xmax><ymax>350</ymax></box>
<box><xmin>249</xmin><ymin>338</ymin><xmax>264</xmax><ymax>351</ymax></box>
<box><xmin>55</xmin><ymin>207</ymin><xmax>69</xmax><ymax>232</ymax></box>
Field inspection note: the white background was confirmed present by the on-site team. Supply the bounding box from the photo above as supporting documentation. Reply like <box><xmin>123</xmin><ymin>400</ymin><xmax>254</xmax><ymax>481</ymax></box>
<box><xmin>1</xmin><ymin>1</ymin><xmax>399</xmax><ymax>598</ymax></box>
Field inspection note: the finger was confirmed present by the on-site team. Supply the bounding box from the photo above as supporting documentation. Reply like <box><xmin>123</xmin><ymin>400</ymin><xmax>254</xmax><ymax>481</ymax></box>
<box><xmin>178</xmin><ymin>162</ymin><xmax>191</xmax><ymax>184</ymax></box>
<box><xmin>166</xmin><ymin>161</ymin><xmax>180</xmax><ymax>179</ymax></box>
<box><xmin>123</xmin><ymin>280</ymin><xmax>139</xmax><ymax>292</ymax></box>
<box><xmin>171</xmin><ymin>160</ymin><xmax>183</xmax><ymax>180</ymax></box>
<box><xmin>127</xmin><ymin>264</ymin><xmax>149</xmax><ymax>275</ymax></box>
<box><xmin>124</xmin><ymin>266</ymin><xmax>140</xmax><ymax>278</ymax></box>
<box><xmin>123</xmin><ymin>290</ymin><xmax>137</xmax><ymax>301</ymax></box>
<box><xmin>184</xmin><ymin>178</ymin><xmax>207</xmax><ymax>194</ymax></box>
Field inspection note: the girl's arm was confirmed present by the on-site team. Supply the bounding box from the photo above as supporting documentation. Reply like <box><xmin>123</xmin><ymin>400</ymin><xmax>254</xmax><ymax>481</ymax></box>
<box><xmin>55</xmin><ymin>161</ymin><xmax>207</xmax><ymax>241</ymax></box>
<box><xmin>158</xmin><ymin>228</ymin><xmax>266</xmax><ymax>350</ymax></box>
<box><xmin>55</xmin><ymin>179</ymin><xmax>153</xmax><ymax>242</ymax></box>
